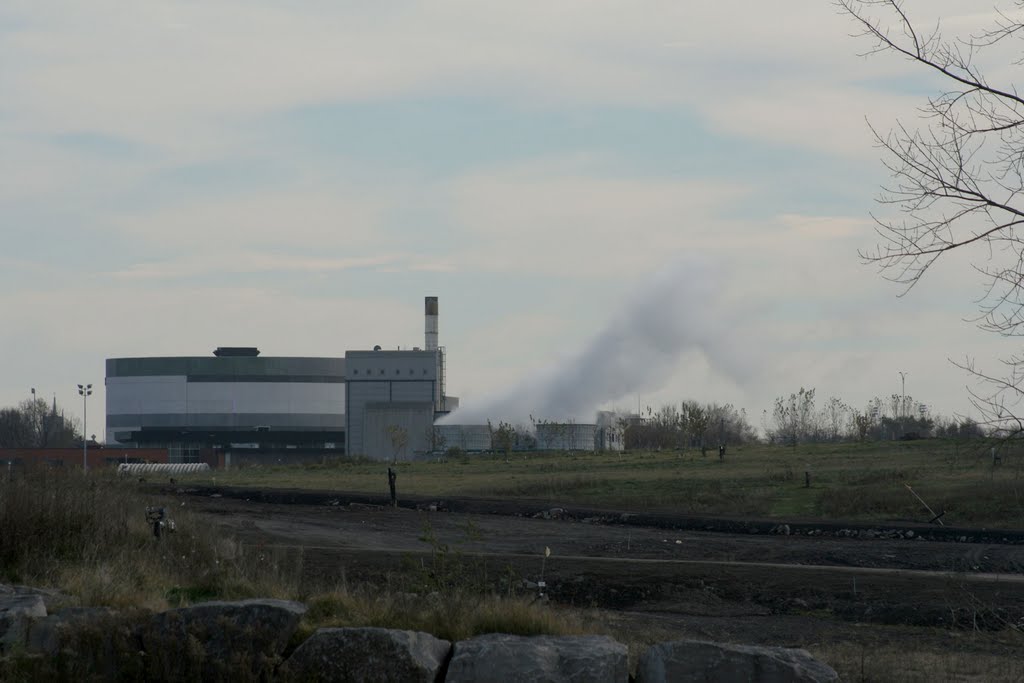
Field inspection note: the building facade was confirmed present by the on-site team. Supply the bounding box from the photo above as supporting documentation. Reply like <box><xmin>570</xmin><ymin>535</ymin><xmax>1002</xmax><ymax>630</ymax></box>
<box><xmin>106</xmin><ymin>348</ymin><xmax>346</xmax><ymax>459</ymax></box>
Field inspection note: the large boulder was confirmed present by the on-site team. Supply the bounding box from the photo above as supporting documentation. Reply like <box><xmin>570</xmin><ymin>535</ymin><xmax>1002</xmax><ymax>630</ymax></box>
<box><xmin>283</xmin><ymin>627</ymin><xmax>451</xmax><ymax>682</ymax></box>
<box><xmin>636</xmin><ymin>639</ymin><xmax>838</xmax><ymax>683</ymax></box>
<box><xmin>0</xmin><ymin>594</ymin><xmax>47</xmax><ymax>651</ymax></box>
<box><xmin>139</xmin><ymin>598</ymin><xmax>307</xmax><ymax>682</ymax></box>
<box><xmin>445</xmin><ymin>634</ymin><xmax>628</xmax><ymax>683</ymax></box>
<box><xmin>0</xmin><ymin>584</ymin><xmax>68</xmax><ymax>613</ymax></box>
<box><xmin>19</xmin><ymin>607</ymin><xmax>148</xmax><ymax>682</ymax></box>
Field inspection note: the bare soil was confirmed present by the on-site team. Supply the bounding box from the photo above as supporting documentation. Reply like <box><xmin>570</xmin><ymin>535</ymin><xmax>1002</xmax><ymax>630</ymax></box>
<box><xmin>163</xmin><ymin>484</ymin><xmax>1024</xmax><ymax>674</ymax></box>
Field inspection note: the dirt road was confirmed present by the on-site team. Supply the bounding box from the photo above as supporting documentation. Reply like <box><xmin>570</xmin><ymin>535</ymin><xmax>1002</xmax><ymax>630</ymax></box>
<box><xmin>168</xmin><ymin>486</ymin><xmax>1024</xmax><ymax>629</ymax></box>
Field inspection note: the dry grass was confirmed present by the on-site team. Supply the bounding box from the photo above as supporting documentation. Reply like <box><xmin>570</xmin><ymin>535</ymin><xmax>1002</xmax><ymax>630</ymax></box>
<box><xmin>299</xmin><ymin>588</ymin><xmax>586</xmax><ymax>643</ymax></box>
<box><xmin>0</xmin><ymin>467</ymin><xmax>302</xmax><ymax>609</ymax></box>
<box><xmin>812</xmin><ymin>637</ymin><xmax>1024</xmax><ymax>682</ymax></box>
<box><xmin>0</xmin><ymin>466</ymin><xmax>585</xmax><ymax>649</ymax></box>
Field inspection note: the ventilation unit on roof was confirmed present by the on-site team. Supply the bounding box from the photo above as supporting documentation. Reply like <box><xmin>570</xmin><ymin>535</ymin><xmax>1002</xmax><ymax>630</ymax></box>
<box><xmin>213</xmin><ymin>347</ymin><xmax>260</xmax><ymax>357</ymax></box>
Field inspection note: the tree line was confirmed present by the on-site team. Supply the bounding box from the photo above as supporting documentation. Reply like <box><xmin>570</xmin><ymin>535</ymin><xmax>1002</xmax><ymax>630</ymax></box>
<box><xmin>762</xmin><ymin>388</ymin><xmax>984</xmax><ymax>446</ymax></box>
<box><xmin>0</xmin><ymin>398</ymin><xmax>81</xmax><ymax>448</ymax></box>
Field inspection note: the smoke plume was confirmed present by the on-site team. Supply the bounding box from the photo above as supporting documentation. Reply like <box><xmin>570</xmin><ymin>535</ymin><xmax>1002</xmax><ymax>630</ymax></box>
<box><xmin>442</xmin><ymin>261</ymin><xmax>747</xmax><ymax>425</ymax></box>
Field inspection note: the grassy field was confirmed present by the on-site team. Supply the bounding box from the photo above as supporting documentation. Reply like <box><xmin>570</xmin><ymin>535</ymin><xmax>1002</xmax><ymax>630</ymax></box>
<box><xmin>179</xmin><ymin>439</ymin><xmax>1024</xmax><ymax>528</ymax></box>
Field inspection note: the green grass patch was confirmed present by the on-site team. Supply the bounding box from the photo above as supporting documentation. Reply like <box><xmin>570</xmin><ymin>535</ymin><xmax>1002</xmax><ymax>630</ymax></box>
<box><xmin>178</xmin><ymin>439</ymin><xmax>1024</xmax><ymax>527</ymax></box>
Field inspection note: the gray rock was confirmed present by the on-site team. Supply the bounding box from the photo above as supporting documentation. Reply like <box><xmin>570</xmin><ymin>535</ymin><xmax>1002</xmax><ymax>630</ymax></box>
<box><xmin>0</xmin><ymin>594</ymin><xmax>47</xmax><ymax>620</ymax></box>
<box><xmin>24</xmin><ymin>607</ymin><xmax>148</xmax><ymax>681</ymax></box>
<box><xmin>446</xmin><ymin>634</ymin><xmax>628</xmax><ymax>683</ymax></box>
<box><xmin>140</xmin><ymin>598</ymin><xmax>307</xmax><ymax>682</ymax></box>
<box><xmin>0</xmin><ymin>594</ymin><xmax>47</xmax><ymax>651</ymax></box>
<box><xmin>26</xmin><ymin>607</ymin><xmax>115</xmax><ymax>655</ymax></box>
<box><xmin>0</xmin><ymin>583</ymin><xmax>68</xmax><ymax>612</ymax></box>
<box><xmin>636</xmin><ymin>639</ymin><xmax>838</xmax><ymax>683</ymax></box>
<box><xmin>283</xmin><ymin>627</ymin><xmax>450</xmax><ymax>682</ymax></box>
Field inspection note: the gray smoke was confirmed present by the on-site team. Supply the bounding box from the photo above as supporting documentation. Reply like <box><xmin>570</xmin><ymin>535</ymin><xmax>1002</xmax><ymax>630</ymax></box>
<box><xmin>443</xmin><ymin>261</ymin><xmax>747</xmax><ymax>425</ymax></box>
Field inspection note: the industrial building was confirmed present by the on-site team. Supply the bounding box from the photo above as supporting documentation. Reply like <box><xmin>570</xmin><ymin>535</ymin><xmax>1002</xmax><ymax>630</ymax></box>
<box><xmin>106</xmin><ymin>297</ymin><xmax>456</xmax><ymax>461</ymax></box>
<box><xmin>105</xmin><ymin>296</ymin><xmax>625</xmax><ymax>462</ymax></box>
<box><xmin>535</xmin><ymin>422</ymin><xmax>598</xmax><ymax>451</ymax></box>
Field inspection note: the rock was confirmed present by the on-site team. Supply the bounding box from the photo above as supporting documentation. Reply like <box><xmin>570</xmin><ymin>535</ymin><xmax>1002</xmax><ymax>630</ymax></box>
<box><xmin>0</xmin><ymin>584</ymin><xmax>68</xmax><ymax>612</ymax></box>
<box><xmin>636</xmin><ymin>639</ymin><xmax>838</xmax><ymax>683</ymax></box>
<box><xmin>905</xmin><ymin>530</ymin><xmax>915</xmax><ymax>539</ymax></box>
<box><xmin>283</xmin><ymin>627</ymin><xmax>450</xmax><ymax>682</ymax></box>
<box><xmin>26</xmin><ymin>607</ymin><xmax>115</xmax><ymax>655</ymax></box>
<box><xmin>24</xmin><ymin>607</ymin><xmax>148</xmax><ymax>681</ymax></box>
<box><xmin>446</xmin><ymin>634</ymin><xmax>628</xmax><ymax>683</ymax></box>
<box><xmin>0</xmin><ymin>594</ymin><xmax>47</xmax><ymax>651</ymax></box>
<box><xmin>0</xmin><ymin>594</ymin><xmax>47</xmax><ymax>620</ymax></box>
<box><xmin>140</xmin><ymin>599</ymin><xmax>307</xmax><ymax>682</ymax></box>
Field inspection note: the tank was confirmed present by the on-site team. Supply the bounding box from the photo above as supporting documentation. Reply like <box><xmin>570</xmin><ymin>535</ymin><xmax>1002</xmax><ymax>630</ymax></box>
<box><xmin>535</xmin><ymin>423</ymin><xmax>597</xmax><ymax>451</ymax></box>
<box><xmin>435</xmin><ymin>424</ymin><xmax>492</xmax><ymax>452</ymax></box>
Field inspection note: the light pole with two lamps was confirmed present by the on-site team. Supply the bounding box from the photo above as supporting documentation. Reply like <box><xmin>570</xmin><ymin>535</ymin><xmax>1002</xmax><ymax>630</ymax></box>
<box><xmin>77</xmin><ymin>384</ymin><xmax>92</xmax><ymax>473</ymax></box>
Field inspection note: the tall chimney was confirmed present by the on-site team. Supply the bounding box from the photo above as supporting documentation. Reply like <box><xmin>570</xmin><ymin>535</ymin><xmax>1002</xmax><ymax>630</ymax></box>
<box><xmin>425</xmin><ymin>296</ymin><xmax>439</xmax><ymax>350</ymax></box>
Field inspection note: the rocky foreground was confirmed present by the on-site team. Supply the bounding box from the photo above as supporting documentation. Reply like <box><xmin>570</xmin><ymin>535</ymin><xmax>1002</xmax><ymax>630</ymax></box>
<box><xmin>0</xmin><ymin>584</ymin><xmax>837</xmax><ymax>681</ymax></box>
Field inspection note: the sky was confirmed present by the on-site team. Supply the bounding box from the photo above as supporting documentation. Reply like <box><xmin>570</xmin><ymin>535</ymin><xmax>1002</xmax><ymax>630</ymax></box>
<box><xmin>2</xmin><ymin>1</ymin><xmax>1020</xmax><ymax>438</ymax></box>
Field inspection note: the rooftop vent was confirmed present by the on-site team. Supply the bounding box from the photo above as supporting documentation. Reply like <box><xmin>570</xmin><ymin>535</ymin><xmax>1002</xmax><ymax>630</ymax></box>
<box><xmin>213</xmin><ymin>347</ymin><xmax>260</xmax><ymax>357</ymax></box>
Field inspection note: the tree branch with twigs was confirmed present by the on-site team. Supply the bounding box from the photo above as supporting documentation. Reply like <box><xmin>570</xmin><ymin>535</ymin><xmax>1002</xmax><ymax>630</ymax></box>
<box><xmin>840</xmin><ymin>0</ymin><xmax>1024</xmax><ymax>433</ymax></box>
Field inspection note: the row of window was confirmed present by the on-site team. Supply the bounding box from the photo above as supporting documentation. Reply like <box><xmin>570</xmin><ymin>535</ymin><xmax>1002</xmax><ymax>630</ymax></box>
<box><xmin>350</xmin><ymin>368</ymin><xmax>430</xmax><ymax>377</ymax></box>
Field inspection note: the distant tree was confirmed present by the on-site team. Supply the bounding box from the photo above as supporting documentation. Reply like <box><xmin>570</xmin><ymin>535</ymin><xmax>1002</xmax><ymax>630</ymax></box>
<box><xmin>853</xmin><ymin>411</ymin><xmax>871</xmax><ymax>442</ymax></box>
<box><xmin>681</xmin><ymin>401</ymin><xmax>710</xmax><ymax>455</ymax></box>
<box><xmin>0</xmin><ymin>408</ymin><xmax>33</xmax><ymax>448</ymax></box>
<box><xmin>489</xmin><ymin>420</ymin><xmax>515</xmax><ymax>461</ymax></box>
<box><xmin>0</xmin><ymin>398</ymin><xmax>80</xmax><ymax>448</ymax></box>
<box><xmin>820</xmin><ymin>396</ymin><xmax>850</xmax><ymax>442</ymax></box>
<box><xmin>426</xmin><ymin>426</ymin><xmax>447</xmax><ymax>453</ymax></box>
<box><xmin>769</xmin><ymin>388</ymin><xmax>816</xmax><ymax>448</ymax></box>
<box><xmin>385</xmin><ymin>424</ymin><xmax>408</xmax><ymax>464</ymax></box>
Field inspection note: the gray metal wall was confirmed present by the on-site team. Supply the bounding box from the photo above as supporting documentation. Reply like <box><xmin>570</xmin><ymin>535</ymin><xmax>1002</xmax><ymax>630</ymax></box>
<box><xmin>362</xmin><ymin>402</ymin><xmax>434</xmax><ymax>461</ymax></box>
<box><xmin>344</xmin><ymin>349</ymin><xmax>441</xmax><ymax>457</ymax></box>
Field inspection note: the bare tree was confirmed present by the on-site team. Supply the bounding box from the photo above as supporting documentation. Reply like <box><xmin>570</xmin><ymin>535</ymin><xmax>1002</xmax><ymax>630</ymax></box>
<box><xmin>0</xmin><ymin>398</ymin><xmax>80</xmax><ymax>448</ymax></box>
<box><xmin>840</xmin><ymin>0</ymin><xmax>1024</xmax><ymax>430</ymax></box>
<box><xmin>384</xmin><ymin>424</ymin><xmax>408</xmax><ymax>464</ymax></box>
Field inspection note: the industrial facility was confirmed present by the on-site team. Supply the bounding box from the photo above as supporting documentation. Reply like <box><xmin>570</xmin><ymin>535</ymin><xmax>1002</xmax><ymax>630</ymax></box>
<box><xmin>105</xmin><ymin>296</ymin><xmax>625</xmax><ymax>462</ymax></box>
<box><xmin>106</xmin><ymin>297</ymin><xmax>456</xmax><ymax>461</ymax></box>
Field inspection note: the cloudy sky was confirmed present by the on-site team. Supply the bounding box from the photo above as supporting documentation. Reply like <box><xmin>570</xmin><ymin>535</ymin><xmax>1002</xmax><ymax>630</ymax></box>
<box><xmin>2</xmin><ymin>1</ymin><xmax>1017</xmax><ymax>437</ymax></box>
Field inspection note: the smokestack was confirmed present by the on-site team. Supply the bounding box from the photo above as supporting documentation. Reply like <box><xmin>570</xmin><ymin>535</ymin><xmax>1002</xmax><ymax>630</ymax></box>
<box><xmin>425</xmin><ymin>296</ymin><xmax>439</xmax><ymax>350</ymax></box>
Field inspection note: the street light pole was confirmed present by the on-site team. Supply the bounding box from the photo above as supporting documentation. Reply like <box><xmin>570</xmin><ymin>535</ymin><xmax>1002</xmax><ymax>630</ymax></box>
<box><xmin>77</xmin><ymin>384</ymin><xmax>92</xmax><ymax>473</ymax></box>
<box><xmin>898</xmin><ymin>371</ymin><xmax>907</xmax><ymax>437</ymax></box>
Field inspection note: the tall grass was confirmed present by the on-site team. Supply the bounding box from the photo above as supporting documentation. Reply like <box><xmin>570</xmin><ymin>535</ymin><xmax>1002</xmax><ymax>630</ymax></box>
<box><xmin>0</xmin><ymin>467</ymin><xmax>301</xmax><ymax>608</ymax></box>
<box><xmin>299</xmin><ymin>588</ymin><xmax>585</xmax><ymax>643</ymax></box>
<box><xmin>0</xmin><ymin>467</ymin><xmax>583</xmax><ymax>644</ymax></box>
